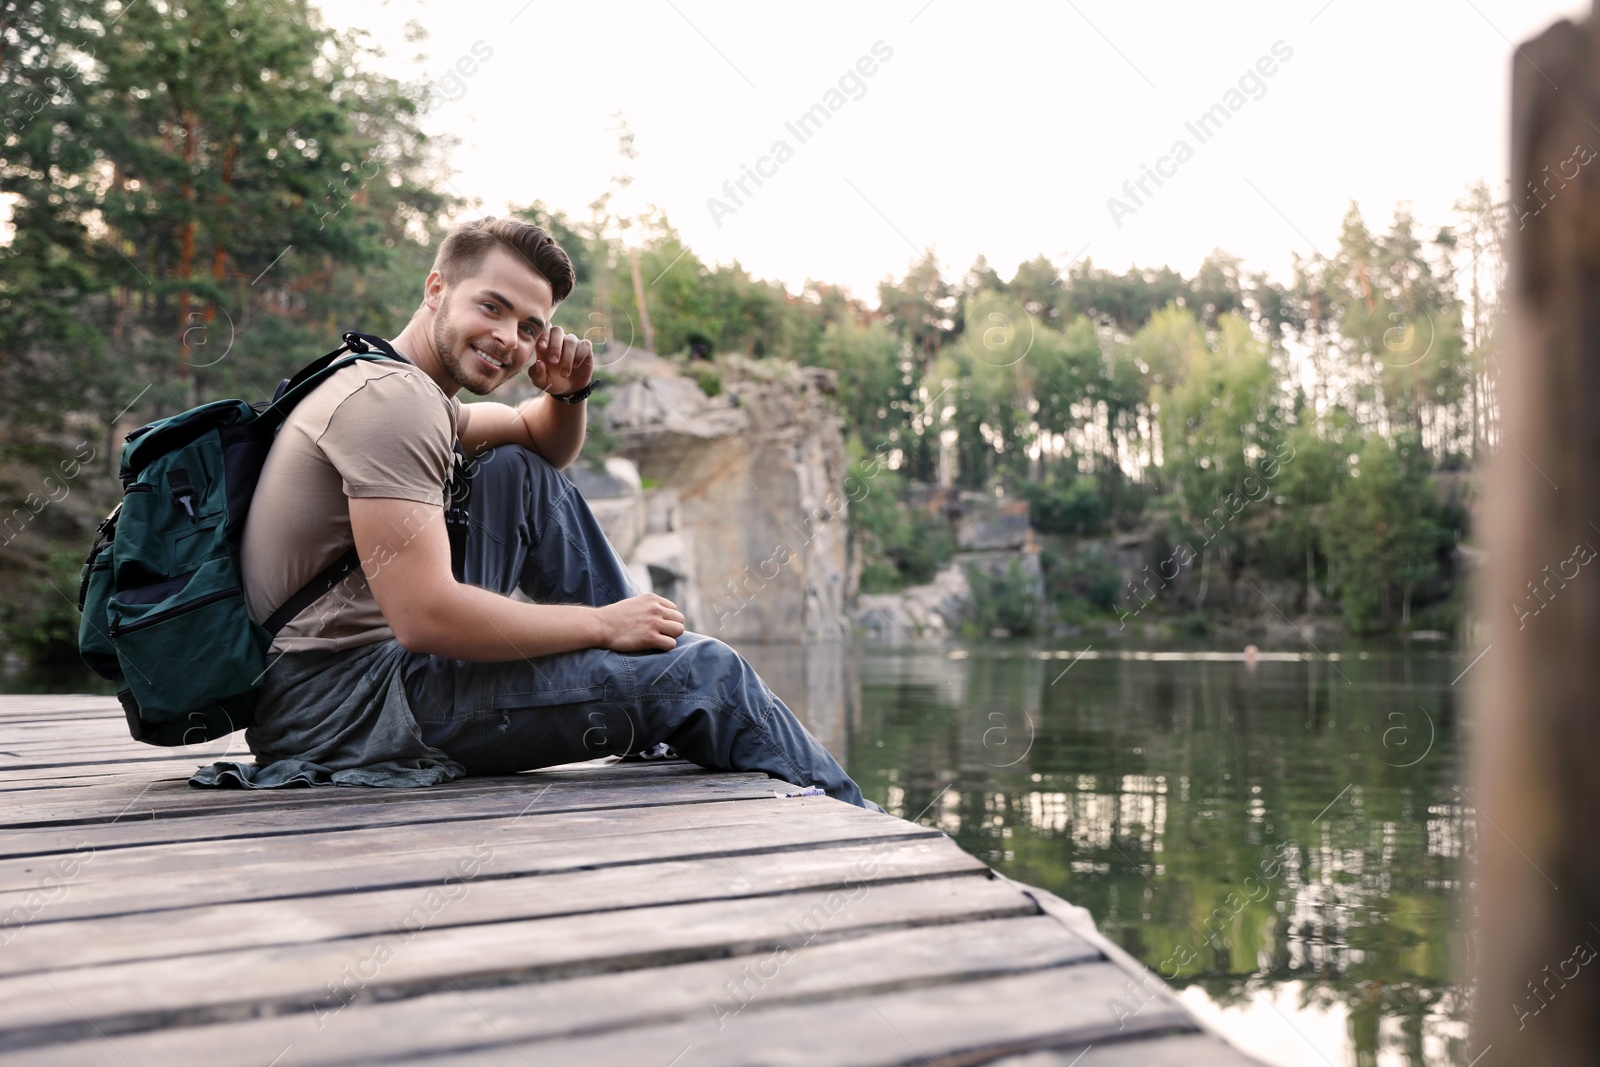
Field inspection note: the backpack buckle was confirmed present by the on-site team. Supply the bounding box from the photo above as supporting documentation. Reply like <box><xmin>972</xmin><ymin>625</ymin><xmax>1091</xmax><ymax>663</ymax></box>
<box><xmin>167</xmin><ymin>468</ymin><xmax>198</xmax><ymax>521</ymax></box>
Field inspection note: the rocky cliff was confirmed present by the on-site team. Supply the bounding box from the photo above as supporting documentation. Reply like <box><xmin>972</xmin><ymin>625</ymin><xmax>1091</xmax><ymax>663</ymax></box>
<box><xmin>573</xmin><ymin>352</ymin><xmax>850</xmax><ymax>644</ymax></box>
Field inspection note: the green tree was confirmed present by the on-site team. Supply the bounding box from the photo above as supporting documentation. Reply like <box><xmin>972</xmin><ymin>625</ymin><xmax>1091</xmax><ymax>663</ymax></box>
<box><xmin>100</xmin><ymin>0</ymin><xmax>447</xmax><ymax>399</ymax></box>
<box><xmin>1</xmin><ymin>0</ymin><xmax>451</xmax><ymax>431</ymax></box>
<box><xmin>1064</xmin><ymin>258</ymin><xmax>1189</xmax><ymax>333</ymax></box>
<box><xmin>1</xmin><ymin>1</ymin><xmax>124</xmax><ymax>431</ymax></box>
<box><xmin>878</xmin><ymin>249</ymin><xmax>954</xmax><ymax>377</ymax></box>
<box><xmin>811</xmin><ymin>317</ymin><xmax>910</xmax><ymax>456</ymax></box>
<box><xmin>1029</xmin><ymin>315</ymin><xmax>1107</xmax><ymax>469</ymax></box>
<box><xmin>1324</xmin><ymin>433</ymin><xmax>1443</xmax><ymax>632</ymax></box>
<box><xmin>1189</xmin><ymin>250</ymin><xmax>1245</xmax><ymax>326</ymax></box>
<box><xmin>1307</xmin><ymin>204</ymin><xmax>1470</xmax><ymax>453</ymax></box>
<box><xmin>1445</xmin><ymin>180</ymin><xmax>1506</xmax><ymax>461</ymax></box>
<box><xmin>1150</xmin><ymin>312</ymin><xmax>1282</xmax><ymax>604</ymax></box>
<box><xmin>1258</xmin><ymin>412</ymin><xmax>1360</xmax><ymax>609</ymax></box>
<box><xmin>942</xmin><ymin>289</ymin><xmax>1039</xmax><ymax>488</ymax></box>
<box><xmin>957</xmin><ymin>254</ymin><xmax>1003</xmax><ymax>309</ymax></box>
<box><xmin>846</xmin><ymin>449</ymin><xmax>955</xmax><ymax>593</ymax></box>
<box><xmin>1154</xmin><ymin>312</ymin><xmax>1281</xmax><ymax>532</ymax></box>
<box><xmin>1008</xmin><ymin>254</ymin><xmax>1068</xmax><ymax>328</ymax></box>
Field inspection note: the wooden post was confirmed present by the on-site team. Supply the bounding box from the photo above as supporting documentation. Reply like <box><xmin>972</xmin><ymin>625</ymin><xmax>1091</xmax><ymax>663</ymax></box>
<box><xmin>1474</xmin><ymin>5</ymin><xmax>1600</xmax><ymax>1062</ymax></box>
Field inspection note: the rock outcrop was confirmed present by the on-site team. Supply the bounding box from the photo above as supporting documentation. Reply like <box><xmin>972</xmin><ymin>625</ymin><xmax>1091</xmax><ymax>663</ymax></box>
<box><xmin>853</xmin><ymin>561</ymin><xmax>971</xmax><ymax>641</ymax></box>
<box><xmin>850</xmin><ymin>487</ymin><xmax>1043</xmax><ymax>640</ymax></box>
<box><xmin>591</xmin><ymin>351</ymin><xmax>850</xmax><ymax>644</ymax></box>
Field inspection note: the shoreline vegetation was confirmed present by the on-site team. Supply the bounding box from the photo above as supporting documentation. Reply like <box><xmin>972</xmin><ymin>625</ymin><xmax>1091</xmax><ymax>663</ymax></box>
<box><xmin>1</xmin><ymin>1</ymin><xmax>1503</xmax><ymax>665</ymax></box>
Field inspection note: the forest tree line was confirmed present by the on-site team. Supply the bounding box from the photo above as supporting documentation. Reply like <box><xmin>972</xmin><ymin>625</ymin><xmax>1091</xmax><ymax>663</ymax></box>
<box><xmin>539</xmin><ymin>183</ymin><xmax>1504</xmax><ymax>638</ymax></box>
<box><xmin>1</xmin><ymin>0</ymin><xmax>1505</xmax><ymax>657</ymax></box>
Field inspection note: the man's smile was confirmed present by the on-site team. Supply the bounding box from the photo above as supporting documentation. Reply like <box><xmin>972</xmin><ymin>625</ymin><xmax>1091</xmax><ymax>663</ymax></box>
<box><xmin>469</xmin><ymin>342</ymin><xmax>509</xmax><ymax>370</ymax></box>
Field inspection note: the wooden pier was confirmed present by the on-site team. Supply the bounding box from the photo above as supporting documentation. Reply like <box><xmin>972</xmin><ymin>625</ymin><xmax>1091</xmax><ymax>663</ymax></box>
<box><xmin>0</xmin><ymin>695</ymin><xmax>1257</xmax><ymax>1066</ymax></box>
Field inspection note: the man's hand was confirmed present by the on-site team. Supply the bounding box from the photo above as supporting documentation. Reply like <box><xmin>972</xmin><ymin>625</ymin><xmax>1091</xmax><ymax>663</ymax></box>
<box><xmin>527</xmin><ymin>325</ymin><xmax>594</xmax><ymax>396</ymax></box>
<box><xmin>596</xmin><ymin>593</ymin><xmax>686</xmax><ymax>652</ymax></box>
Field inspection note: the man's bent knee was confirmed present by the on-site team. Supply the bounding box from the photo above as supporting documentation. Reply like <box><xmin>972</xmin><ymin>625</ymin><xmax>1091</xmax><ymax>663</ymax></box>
<box><xmin>465</xmin><ymin>445</ymin><xmax>566</xmax><ymax>507</ymax></box>
<box><xmin>468</xmin><ymin>443</ymin><xmax>554</xmax><ymax>480</ymax></box>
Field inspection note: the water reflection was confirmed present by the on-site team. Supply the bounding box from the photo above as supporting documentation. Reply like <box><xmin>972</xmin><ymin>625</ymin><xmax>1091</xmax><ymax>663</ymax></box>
<box><xmin>831</xmin><ymin>640</ymin><xmax>1470</xmax><ymax>1067</ymax></box>
<box><xmin>0</xmin><ymin>656</ymin><xmax>115</xmax><ymax>696</ymax></box>
<box><xmin>738</xmin><ymin>642</ymin><xmax>851</xmax><ymax>759</ymax></box>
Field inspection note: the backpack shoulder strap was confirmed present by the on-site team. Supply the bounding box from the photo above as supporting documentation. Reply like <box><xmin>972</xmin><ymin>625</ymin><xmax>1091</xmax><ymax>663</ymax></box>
<box><xmin>263</xmin><ymin>547</ymin><xmax>361</xmax><ymax>637</ymax></box>
<box><xmin>260</xmin><ymin>332</ymin><xmax>411</xmax><ymax>427</ymax></box>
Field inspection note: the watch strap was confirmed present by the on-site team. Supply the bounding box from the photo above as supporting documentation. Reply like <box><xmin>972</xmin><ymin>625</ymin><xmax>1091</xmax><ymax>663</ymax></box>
<box><xmin>548</xmin><ymin>380</ymin><xmax>600</xmax><ymax>404</ymax></box>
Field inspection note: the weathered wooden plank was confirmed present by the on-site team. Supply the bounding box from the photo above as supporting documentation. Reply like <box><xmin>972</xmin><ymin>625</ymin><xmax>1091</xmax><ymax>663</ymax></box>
<box><xmin>386</xmin><ymin>964</ymin><xmax>1198</xmax><ymax>1067</ymax></box>
<box><xmin>1002</xmin><ymin>874</ymin><xmax>1192</xmax><ymax>1022</ymax></box>
<box><xmin>0</xmin><ymin>726</ymin><xmax>137</xmax><ymax>742</ymax></box>
<box><xmin>0</xmin><ymin>716</ymin><xmax>224</xmax><ymax>744</ymax></box>
<box><xmin>0</xmin><ymin>742</ymin><xmax>205</xmax><ymax>760</ymax></box>
<box><xmin>986</xmin><ymin>875</ymin><xmax>1264</xmax><ymax>1063</ymax></box>
<box><xmin>0</xmin><ymin>699</ymin><xmax>122</xmax><ymax>718</ymax></box>
<box><xmin>0</xmin><ymin>757</ymin><xmax>232</xmax><ymax>783</ymax></box>
<box><xmin>0</xmin><ymin>743</ymin><xmax>233</xmax><ymax>762</ymax></box>
<box><xmin>988</xmin><ymin>1034</ymin><xmax>1266</xmax><ymax>1066</ymax></box>
<box><xmin>0</xmin><ymin>875</ymin><xmax>1036</xmax><ymax>1048</ymax></box>
<box><xmin>0</xmin><ymin>754</ymin><xmax>717</xmax><ymax>791</ymax></box>
<box><xmin>0</xmin><ymin>728</ymin><xmax>230</xmax><ymax>750</ymax></box>
<box><xmin>0</xmin><ymin>755</ymin><xmax>748</xmax><ymax>796</ymax></box>
<box><xmin>0</xmin><ymin>730</ymin><xmax>224</xmax><ymax>750</ymax></box>
<box><xmin>0</xmin><ymin>726</ymin><xmax>145</xmax><ymax>745</ymax></box>
<box><xmin>0</xmin><ymin>714</ymin><xmax>139</xmax><ymax>731</ymax></box>
<box><xmin>0</xmin><ymin>767</ymin><xmax>775</xmax><ymax>838</ymax></box>
<box><xmin>0</xmin><ymin>780</ymin><xmax>796</xmax><ymax>858</ymax></box>
<box><xmin>0</xmin><ymin>752</ymin><xmax>160</xmax><ymax>767</ymax></box>
<box><xmin>0</xmin><ymin>795</ymin><xmax>874</xmax><ymax>881</ymax></box>
<box><xmin>0</xmin><ymin>799</ymin><xmax>939</xmax><ymax>920</ymax></box>
<box><xmin>0</xmin><ymin>835</ymin><xmax>986</xmax><ymax>976</ymax></box>
<box><xmin>0</xmin><ymin>704</ymin><xmax>116</xmax><ymax>714</ymax></box>
<box><xmin>0</xmin><ymin>750</ymin><xmax>234</xmax><ymax>773</ymax></box>
<box><xmin>0</xmin><ymin>916</ymin><xmax>1097</xmax><ymax>1066</ymax></box>
<box><xmin>0</xmin><ymin>770</ymin><xmax>162</xmax><ymax>791</ymax></box>
<box><xmin>0</xmin><ymin>744</ymin><xmax>220</xmax><ymax>765</ymax></box>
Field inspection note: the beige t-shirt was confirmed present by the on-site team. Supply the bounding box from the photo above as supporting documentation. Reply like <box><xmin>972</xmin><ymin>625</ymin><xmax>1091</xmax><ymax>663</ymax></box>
<box><xmin>241</xmin><ymin>359</ymin><xmax>471</xmax><ymax>653</ymax></box>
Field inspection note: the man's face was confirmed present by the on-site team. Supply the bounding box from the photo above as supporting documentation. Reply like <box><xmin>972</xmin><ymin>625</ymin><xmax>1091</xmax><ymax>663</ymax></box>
<box><xmin>429</xmin><ymin>247</ymin><xmax>556</xmax><ymax>396</ymax></box>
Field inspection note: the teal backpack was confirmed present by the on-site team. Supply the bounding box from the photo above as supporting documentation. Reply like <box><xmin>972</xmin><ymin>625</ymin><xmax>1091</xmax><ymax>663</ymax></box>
<box><xmin>76</xmin><ymin>332</ymin><xmax>454</xmax><ymax>747</ymax></box>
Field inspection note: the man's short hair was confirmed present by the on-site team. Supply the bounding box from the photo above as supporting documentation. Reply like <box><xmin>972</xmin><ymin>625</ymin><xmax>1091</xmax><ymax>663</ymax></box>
<box><xmin>431</xmin><ymin>217</ymin><xmax>575</xmax><ymax>303</ymax></box>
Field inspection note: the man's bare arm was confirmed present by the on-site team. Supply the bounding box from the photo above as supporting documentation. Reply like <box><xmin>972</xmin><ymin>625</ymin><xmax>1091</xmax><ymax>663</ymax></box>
<box><xmin>350</xmin><ymin>497</ymin><xmax>682</xmax><ymax>660</ymax></box>
<box><xmin>458</xmin><ymin>394</ymin><xmax>586</xmax><ymax>469</ymax></box>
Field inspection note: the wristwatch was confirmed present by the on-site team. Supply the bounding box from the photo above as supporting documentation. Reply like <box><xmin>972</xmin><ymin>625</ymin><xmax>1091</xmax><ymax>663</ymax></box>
<box><xmin>547</xmin><ymin>380</ymin><xmax>600</xmax><ymax>404</ymax></box>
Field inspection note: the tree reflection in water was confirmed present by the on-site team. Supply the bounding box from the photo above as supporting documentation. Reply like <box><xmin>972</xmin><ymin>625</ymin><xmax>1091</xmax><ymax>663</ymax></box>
<box><xmin>844</xmin><ymin>641</ymin><xmax>1470</xmax><ymax>1067</ymax></box>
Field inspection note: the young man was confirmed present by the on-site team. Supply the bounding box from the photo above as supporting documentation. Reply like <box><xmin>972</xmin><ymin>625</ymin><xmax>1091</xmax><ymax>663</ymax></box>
<box><xmin>194</xmin><ymin>218</ymin><xmax>876</xmax><ymax>810</ymax></box>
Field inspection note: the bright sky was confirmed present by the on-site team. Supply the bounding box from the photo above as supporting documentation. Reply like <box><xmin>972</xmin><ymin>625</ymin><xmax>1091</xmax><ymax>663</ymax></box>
<box><xmin>315</xmin><ymin>0</ymin><xmax>1586</xmax><ymax>304</ymax></box>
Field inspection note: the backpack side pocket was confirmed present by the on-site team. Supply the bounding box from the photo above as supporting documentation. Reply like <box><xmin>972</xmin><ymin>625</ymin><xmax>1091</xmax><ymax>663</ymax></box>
<box><xmin>108</xmin><ymin>555</ymin><xmax>268</xmax><ymax>724</ymax></box>
<box><xmin>76</xmin><ymin>541</ymin><xmax>121</xmax><ymax>682</ymax></box>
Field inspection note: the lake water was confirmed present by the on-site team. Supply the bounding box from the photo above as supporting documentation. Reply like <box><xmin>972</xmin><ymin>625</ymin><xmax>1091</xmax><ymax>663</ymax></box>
<box><xmin>3</xmin><ymin>636</ymin><xmax>1471</xmax><ymax>1065</ymax></box>
<box><xmin>745</xmin><ymin>637</ymin><xmax>1472</xmax><ymax>1067</ymax></box>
